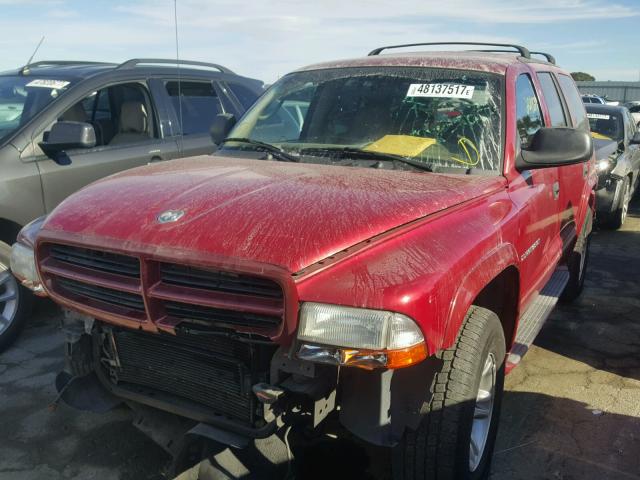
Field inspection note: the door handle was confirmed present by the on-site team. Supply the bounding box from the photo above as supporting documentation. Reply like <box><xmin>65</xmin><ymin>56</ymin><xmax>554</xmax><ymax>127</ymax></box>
<box><xmin>148</xmin><ymin>150</ymin><xmax>164</xmax><ymax>164</ymax></box>
<box><xmin>552</xmin><ymin>182</ymin><xmax>560</xmax><ymax>200</ymax></box>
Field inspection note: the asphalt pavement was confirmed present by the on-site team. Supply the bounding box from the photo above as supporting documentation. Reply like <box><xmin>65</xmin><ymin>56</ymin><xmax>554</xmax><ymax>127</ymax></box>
<box><xmin>1</xmin><ymin>199</ymin><xmax>639</xmax><ymax>480</ymax></box>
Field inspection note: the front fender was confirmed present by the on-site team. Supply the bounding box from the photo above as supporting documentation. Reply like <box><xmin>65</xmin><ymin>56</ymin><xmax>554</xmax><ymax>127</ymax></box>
<box><xmin>444</xmin><ymin>243</ymin><xmax>520</xmax><ymax>350</ymax></box>
<box><xmin>296</xmin><ymin>188</ymin><xmax>517</xmax><ymax>356</ymax></box>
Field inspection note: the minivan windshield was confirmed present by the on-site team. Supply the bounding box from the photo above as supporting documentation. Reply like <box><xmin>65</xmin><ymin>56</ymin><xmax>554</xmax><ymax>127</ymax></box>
<box><xmin>220</xmin><ymin>67</ymin><xmax>503</xmax><ymax>173</ymax></box>
<box><xmin>0</xmin><ymin>75</ymin><xmax>75</xmax><ymax>143</ymax></box>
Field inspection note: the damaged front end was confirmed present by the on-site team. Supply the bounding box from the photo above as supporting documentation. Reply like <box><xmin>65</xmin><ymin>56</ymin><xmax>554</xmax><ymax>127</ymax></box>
<box><xmin>43</xmin><ymin>241</ymin><xmax>435</xmax><ymax>473</ymax></box>
<box><xmin>56</xmin><ymin>307</ymin><xmax>340</xmax><ymax>452</ymax></box>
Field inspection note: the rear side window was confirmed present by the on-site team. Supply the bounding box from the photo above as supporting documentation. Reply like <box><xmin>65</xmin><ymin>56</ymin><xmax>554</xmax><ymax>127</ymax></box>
<box><xmin>538</xmin><ymin>73</ymin><xmax>567</xmax><ymax>127</ymax></box>
<box><xmin>515</xmin><ymin>74</ymin><xmax>544</xmax><ymax>148</ymax></box>
<box><xmin>557</xmin><ymin>75</ymin><xmax>589</xmax><ymax>131</ymax></box>
<box><xmin>165</xmin><ymin>81</ymin><xmax>223</xmax><ymax>135</ymax></box>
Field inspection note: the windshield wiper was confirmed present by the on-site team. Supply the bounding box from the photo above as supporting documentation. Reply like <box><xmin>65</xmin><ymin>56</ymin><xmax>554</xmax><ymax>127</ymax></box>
<box><xmin>222</xmin><ymin>137</ymin><xmax>299</xmax><ymax>162</ymax></box>
<box><xmin>298</xmin><ymin>147</ymin><xmax>433</xmax><ymax>172</ymax></box>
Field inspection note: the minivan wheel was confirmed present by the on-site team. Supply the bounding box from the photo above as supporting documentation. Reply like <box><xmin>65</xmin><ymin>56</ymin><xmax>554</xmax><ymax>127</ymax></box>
<box><xmin>0</xmin><ymin>253</ymin><xmax>33</xmax><ymax>353</ymax></box>
<box><xmin>393</xmin><ymin>306</ymin><xmax>506</xmax><ymax>480</ymax></box>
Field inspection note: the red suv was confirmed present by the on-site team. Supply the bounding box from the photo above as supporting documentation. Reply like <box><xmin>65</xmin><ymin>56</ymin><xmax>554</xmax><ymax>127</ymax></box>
<box><xmin>15</xmin><ymin>42</ymin><xmax>596</xmax><ymax>479</ymax></box>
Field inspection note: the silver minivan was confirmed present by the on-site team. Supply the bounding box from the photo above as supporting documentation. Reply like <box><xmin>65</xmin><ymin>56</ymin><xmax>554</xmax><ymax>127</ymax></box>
<box><xmin>0</xmin><ymin>59</ymin><xmax>263</xmax><ymax>350</ymax></box>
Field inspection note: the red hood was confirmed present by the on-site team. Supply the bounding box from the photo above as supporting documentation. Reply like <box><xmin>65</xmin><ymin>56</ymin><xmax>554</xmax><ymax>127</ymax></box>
<box><xmin>42</xmin><ymin>156</ymin><xmax>504</xmax><ymax>273</ymax></box>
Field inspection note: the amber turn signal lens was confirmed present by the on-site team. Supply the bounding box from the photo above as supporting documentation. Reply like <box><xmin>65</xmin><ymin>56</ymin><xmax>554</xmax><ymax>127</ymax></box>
<box><xmin>297</xmin><ymin>342</ymin><xmax>428</xmax><ymax>370</ymax></box>
<box><xmin>385</xmin><ymin>342</ymin><xmax>428</xmax><ymax>369</ymax></box>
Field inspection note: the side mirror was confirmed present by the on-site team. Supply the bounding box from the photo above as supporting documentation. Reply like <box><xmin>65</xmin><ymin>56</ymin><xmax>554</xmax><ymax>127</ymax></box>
<box><xmin>516</xmin><ymin>128</ymin><xmax>593</xmax><ymax>171</ymax></box>
<box><xmin>210</xmin><ymin>113</ymin><xmax>236</xmax><ymax>145</ymax></box>
<box><xmin>631</xmin><ymin>131</ymin><xmax>640</xmax><ymax>145</ymax></box>
<box><xmin>39</xmin><ymin>121</ymin><xmax>96</xmax><ymax>164</ymax></box>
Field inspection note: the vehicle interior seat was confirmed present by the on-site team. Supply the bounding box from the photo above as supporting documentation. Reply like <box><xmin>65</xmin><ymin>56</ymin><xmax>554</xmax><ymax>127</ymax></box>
<box><xmin>109</xmin><ymin>101</ymin><xmax>150</xmax><ymax>145</ymax></box>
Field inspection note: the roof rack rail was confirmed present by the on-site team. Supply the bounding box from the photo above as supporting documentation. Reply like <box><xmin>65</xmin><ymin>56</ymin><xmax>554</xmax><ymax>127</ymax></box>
<box><xmin>529</xmin><ymin>51</ymin><xmax>556</xmax><ymax>65</ymax></box>
<box><xmin>368</xmin><ymin>42</ymin><xmax>531</xmax><ymax>58</ymax></box>
<box><xmin>20</xmin><ymin>60</ymin><xmax>114</xmax><ymax>74</ymax></box>
<box><xmin>24</xmin><ymin>60</ymin><xmax>115</xmax><ymax>68</ymax></box>
<box><xmin>116</xmin><ymin>58</ymin><xmax>234</xmax><ymax>74</ymax></box>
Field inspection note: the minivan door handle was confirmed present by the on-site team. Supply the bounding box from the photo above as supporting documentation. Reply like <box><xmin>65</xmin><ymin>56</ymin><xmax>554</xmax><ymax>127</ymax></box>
<box><xmin>552</xmin><ymin>181</ymin><xmax>560</xmax><ymax>199</ymax></box>
<box><xmin>148</xmin><ymin>149</ymin><xmax>164</xmax><ymax>164</ymax></box>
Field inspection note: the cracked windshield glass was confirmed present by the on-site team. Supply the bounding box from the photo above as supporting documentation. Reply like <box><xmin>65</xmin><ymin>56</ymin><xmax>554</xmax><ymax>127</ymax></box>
<box><xmin>222</xmin><ymin>67</ymin><xmax>503</xmax><ymax>173</ymax></box>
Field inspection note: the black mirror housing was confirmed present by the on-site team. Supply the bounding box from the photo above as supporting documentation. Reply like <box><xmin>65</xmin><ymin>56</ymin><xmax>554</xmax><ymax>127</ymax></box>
<box><xmin>39</xmin><ymin>121</ymin><xmax>96</xmax><ymax>163</ymax></box>
<box><xmin>210</xmin><ymin>113</ymin><xmax>236</xmax><ymax>145</ymax></box>
<box><xmin>631</xmin><ymin>131</ymin><xmax>640</xmax><ymax>145</ymax></box>
<box><xmin>516</xmin><ymin>127</ymin><xmax>593</xmax><ymax>171</ymax></box>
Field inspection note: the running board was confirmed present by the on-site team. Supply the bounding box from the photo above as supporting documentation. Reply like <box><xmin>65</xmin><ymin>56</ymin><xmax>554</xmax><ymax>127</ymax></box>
<box><xmin>506</xmin><ymin>268</ymin><xmax>569</xmax><ymax>370</ymax></box>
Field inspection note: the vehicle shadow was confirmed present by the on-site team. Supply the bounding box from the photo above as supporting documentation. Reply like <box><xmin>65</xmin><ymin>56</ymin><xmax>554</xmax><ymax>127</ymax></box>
<box><xmin>182</xmin><ymin>390</ymin><xmax>640</xmax><ymax>480</ymax></box>
<box><xmin>533</xmin><ymin>195</ymin><xmax>640</xmax><ymax>382</ymax></box>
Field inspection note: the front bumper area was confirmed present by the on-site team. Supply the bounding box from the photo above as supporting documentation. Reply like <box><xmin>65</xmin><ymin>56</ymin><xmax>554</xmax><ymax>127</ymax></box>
<box><xmin>595</xmin><ymin>175</ymin><xmax>622</xmax><ymax>215</ymax></box>
<box><xmin>58</xmin><ymin>310</ymin><xmax>438</xmax><ymax>449</ymax></box>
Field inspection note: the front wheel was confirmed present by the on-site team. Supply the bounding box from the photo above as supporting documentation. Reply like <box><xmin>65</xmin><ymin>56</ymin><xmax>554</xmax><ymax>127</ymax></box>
<box><xmin>560</xmin><ymin>231</ymin><xmax>590</xmax><ymax>303</ymax></box>
<box><xmin>0</xmin><ymin>270</ymin><xmax>33</xmax><ymax>353</ymax></box>
<box><xmin>0</xmin><ymin>243</ymin><xmax>33</xmax><ymax>352</ymax></box>
<box><xmin>393</xmin><ymin>306</ymin><xmax>506</xmax><ymax>480</ymax></box>
<box><xmin>606</xmin><ymin>176</ymin><xmax>631</xmax><ymax>230</ymax></box>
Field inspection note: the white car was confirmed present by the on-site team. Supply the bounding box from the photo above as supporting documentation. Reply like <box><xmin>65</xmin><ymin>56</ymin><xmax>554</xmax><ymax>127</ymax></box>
<box><xmin>625</xmin><ymin>102</ymin><xmax>640</xmax><ymax>127</ymax></box>
<box><xmin>582</xmin><ymin>94</ymin><xmax>606</xmax><ymax>104</ymax></box>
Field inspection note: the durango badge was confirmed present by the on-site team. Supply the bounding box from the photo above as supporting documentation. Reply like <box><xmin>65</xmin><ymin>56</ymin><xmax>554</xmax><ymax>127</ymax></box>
<box><xmin>157</xmin><ymin>209</ymin><xmax>185</xmax><ymax>224</ymax></box>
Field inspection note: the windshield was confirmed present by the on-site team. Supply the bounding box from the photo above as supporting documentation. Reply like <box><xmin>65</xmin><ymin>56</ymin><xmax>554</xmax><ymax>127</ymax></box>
<box><xmin>220</xmin><ymin>67</ymin><xmax>503</xmax><ymax>173</ymax></box>
<box><xmin>0</xmin><ymin>75</ymin><xmax>75</xmax><ymax>143</ymax></box>
<box><xmin>586</xmin><ymin>111</ymin><xmax>623</xmax><ymax>141</ymax></box>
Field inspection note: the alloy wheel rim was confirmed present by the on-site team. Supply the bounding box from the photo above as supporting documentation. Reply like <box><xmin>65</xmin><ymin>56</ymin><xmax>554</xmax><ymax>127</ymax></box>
<box><xmin>621</xmin><ymin>182</ymin><xmax>630</xmax><ymax>224</ymax></box>
<box><xmin>578</xmin><ymin>238</ymin><xmax>588</xmax><ymax>281</ymax></box>
<box><xmin>0</xmin><ymin>267</ymin><xmax>19</xmax><ymax>335</ymax></box>
<box><xmin>469</xmin><ymin>352</ymin><xmax>496</xmax><ymax>472</ymax></box>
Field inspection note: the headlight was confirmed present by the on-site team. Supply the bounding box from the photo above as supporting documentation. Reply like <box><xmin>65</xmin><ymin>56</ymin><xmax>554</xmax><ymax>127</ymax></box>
<box><xmin>10</xmin><ymin>216</ymin><xmax>46</xmax><ymax>295</ymax></box>
<box><xmin>597</xmin><ymin>159</ymin><xmax>612</xmax><ymax>172</ymax></box>
<box><xmin>296</xmin><ymin>302</ymin><xmax>427</xmax><ymax>369</ymax></box>
<box><xmin>17</xmin><ymin>215</ymin><xmax>46</xmax><ymax>248</ymax></box>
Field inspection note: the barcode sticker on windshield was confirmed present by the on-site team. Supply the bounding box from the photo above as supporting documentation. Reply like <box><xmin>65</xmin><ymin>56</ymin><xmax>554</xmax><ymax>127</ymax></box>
<box><xmin>26</xmin><ymin>79</ymin><xmax>70</xmax><ymax>89</ymax></box>
<box><xmin>406</xmin><ymin>83</ymin><xmax>475</xmax><ymax>99</ymax></box>
<box><xmin>587</xmin><ymin>113</ymin><xmax>610</xmax><ymax>120</ymax></box>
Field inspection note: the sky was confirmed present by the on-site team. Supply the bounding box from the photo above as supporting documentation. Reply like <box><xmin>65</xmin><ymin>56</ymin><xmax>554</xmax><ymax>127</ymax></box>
<box><xmin>0</xmin><ymin>0</ymin><xmax>638</xmax><ymax>83</ymax></box>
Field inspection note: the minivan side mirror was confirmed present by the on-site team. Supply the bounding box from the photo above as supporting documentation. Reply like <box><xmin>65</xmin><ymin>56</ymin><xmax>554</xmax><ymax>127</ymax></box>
<box><xmin>515</xmin><ymin>128</ymin><xmax>593</xmax><ymax>171</ymax></box>
<box><xmin>631</xmin><ymin>131</ymin><xmax>640</xmax><ymax>145</ymax></box>
<box><xmin>39</xmin><ymin>121</ymin><xmax>96</xmax><ymax>164</ymax></box>
<box><xmin>210</xmin><ymin>113</ymin><xmax>236</xmax><ymax>145</ymax></box>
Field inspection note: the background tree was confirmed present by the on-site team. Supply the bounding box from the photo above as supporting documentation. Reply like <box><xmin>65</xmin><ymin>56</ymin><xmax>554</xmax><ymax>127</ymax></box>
<box><xmin>571</xmin><ymin>72</ymin><xmax>596</xmax><ymax>81</ymax></box>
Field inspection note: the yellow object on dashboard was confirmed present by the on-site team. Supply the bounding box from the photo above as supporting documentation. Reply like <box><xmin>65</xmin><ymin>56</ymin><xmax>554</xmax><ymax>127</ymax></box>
<box><xmin>364</xmin><ymin>135</ymin><xmax>437</xmax><ymax>157</ymax></box>
<box><xmin>591</xmin><ymin>131</ymin><xmax>612</xmax><ymax>141</ymax></box>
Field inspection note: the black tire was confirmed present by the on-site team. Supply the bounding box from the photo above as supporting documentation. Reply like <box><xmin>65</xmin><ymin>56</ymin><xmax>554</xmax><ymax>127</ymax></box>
<box><xmin>605</xmin><ymin>176</ymin><xmax>630</xmax><ymax>230</ymax></box>
<box><xmin>560</xmin><ymin>232</ymin><xmax>590</xmax><ymax>303</ymax></box>
<box><xmin>393</xmin><ymin>306</ymin><xmax>506</xmax><ymax>480</ymax></box>
<box><xmin>0</xmin><ymin>241</ymin><xmax>34</xmax><ymax>353</ymax></box>
<box><xmin>0</xmin><ymin>280</ymin><xmax>33</xmax><ymax>353</ymax></box>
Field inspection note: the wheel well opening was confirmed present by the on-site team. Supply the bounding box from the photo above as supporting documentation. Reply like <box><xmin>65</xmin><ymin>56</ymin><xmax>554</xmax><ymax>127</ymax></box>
<box><xmin>0</xmin><ymin>218</ymin><xmax>22</xmax><ymax>246</ymax></box>
<box><xmin>472</xmin><ymin>266</ymin><xmax>519</xmax><ymax>350</ymax></box>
